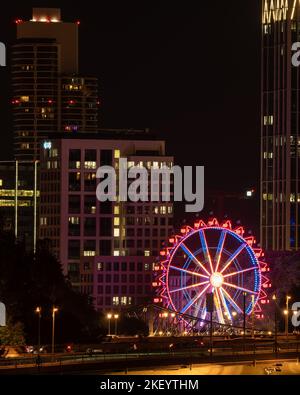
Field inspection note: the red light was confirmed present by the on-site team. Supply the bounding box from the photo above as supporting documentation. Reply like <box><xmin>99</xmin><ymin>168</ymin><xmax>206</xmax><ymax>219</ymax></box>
<box><xmin>76</xmin><ymin>21</ymin><xmax>81</xmax><ymax>25</ymax></box>
<box><xmin>69</xmin><ymin>100</ymin><xmax>75</xmax><ymax>105</ymax></box>
<box><xmin>15</xmin><ymin>19</ymin><xmax>23</xmax><ymax>24</ymax></box>
<box><xmin>48</xmin><ymin>99</ymin><xmax>53</xmax><ymax>104</ymax></box>
<box><xmin>160</xmin><ymin>251</ymin><xmax>166</xmax><ymax>256</ymax></box>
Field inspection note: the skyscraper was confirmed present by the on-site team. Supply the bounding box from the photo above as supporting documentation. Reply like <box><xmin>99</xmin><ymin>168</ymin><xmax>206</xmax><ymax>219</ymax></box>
<box><xmin>12</xmin><ymin>8</ymin><xmax>99</xmax><ymax>161</ymax></box>
<box><xmin>261</xmin><ymin>0</ymin><xmax>300</xmax><ymax>250</ymax></box>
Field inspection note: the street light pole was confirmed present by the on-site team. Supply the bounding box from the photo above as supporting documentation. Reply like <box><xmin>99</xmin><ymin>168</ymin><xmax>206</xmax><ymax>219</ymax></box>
<box><xmin>272</xmin><ymin>295</ymin><xmax>278</xmax><ymax>358</ymax></box>
<box><xmin>52</xmin><ymin>307</ymin><xmax>58</xmax><ymax>355</ymax></box>
<box><xmin>114</xmin><ymin>314</ymin><xmax>119</xmax><ymax>335</ymax></box>
<box><xmin>35</xmin><ymin>307</ymin><xmax>41</xmax><ymax>352</ymax></box>
<box><xmin>243</xmin><ymin>292</ymin><xmax>247</xmax><ymax>339</ymax></box>
<box><xmin>285</xmin><ymin>296</ymin><xmax>291</xmax><ymax>341</ymax></box>
<box><xmin>107</xmin><ymin>313</ymin><xmax>112</xmax><ymax>336</ymax></box>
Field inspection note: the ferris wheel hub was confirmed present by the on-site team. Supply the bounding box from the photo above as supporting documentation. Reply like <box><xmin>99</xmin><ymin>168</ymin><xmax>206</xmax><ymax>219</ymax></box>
<box><xmin>210</xmin><ymin>272</ymin><xmax>224</xmax><ymax>288</ymax></box>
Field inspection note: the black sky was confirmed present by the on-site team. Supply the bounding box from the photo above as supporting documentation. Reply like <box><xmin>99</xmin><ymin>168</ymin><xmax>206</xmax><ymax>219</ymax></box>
<box><xmin>0</xmin><ymin>1</ymin><xmax>261</xmax><ymax>194</ymax></box>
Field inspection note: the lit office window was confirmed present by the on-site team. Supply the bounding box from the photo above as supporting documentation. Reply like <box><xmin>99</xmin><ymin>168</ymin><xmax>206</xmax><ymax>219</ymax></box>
<box><xmin>114</xmin><ymin>228</ymin><xmax>120</xmax><ymax>237</ymax></box>
<box><xmin>83</xmin><ymin>251</ymin><xmax>95</xmax><ymax>257</ymax></box>
<box><xmin>144</xmin><ymin>250</ymin><xmax>150</xmax><ymax>257</ymax></box>
<box><xmin>114</xmin><ymin>217</ymin><xmax>120</xmax><ymax>226</ymax></box>
<box><xmin>264</xmin><ymin>115</ymin><xmax>273</xmax><ymax>126</ymax></box>
<box><xmin>114</xmin><ymin>150</ymin><xmax>120</xmax><ymax>159</ymax></box>
<box><xmin>112</xmin><ymin>296</ymin><xmax>120</xmax><ymax>306</ymax></box>
<box><xmin>114</xmin><ymin>205</ymin><xmax>120</xmax><ymax>215</ymax></box>
<box><xmin>114</xmin><ymin>250</ymin><xmax>120</xmax><ymax>257</ymax></box>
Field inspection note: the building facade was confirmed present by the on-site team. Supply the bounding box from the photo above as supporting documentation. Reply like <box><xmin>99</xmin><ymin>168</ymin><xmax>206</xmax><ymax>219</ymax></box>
<box><xmin>12</xmin><ymin>8</ymin><xmax>99</xmax><ymax>161</ymax></box>
<box><xmin>261</xmin><ymin>0</ymin><xmax>300</xmax><ymax>250</ymax></box>
<box><xmin>39</xmin><ymin>131</ymin><xmax>174</xmax><ymax>311</ymax></box>
<box><xmin>0</xmin><ymin>161</ymin><xmax>39</xmax><ymax>251</ymax></box>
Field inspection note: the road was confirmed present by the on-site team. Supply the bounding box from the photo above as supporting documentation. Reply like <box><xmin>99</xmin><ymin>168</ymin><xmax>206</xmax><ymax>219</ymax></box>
<box><xmin>105</xmin><ymin>360</ymin><xmax>300</xmax><ymax>375</ymax></box>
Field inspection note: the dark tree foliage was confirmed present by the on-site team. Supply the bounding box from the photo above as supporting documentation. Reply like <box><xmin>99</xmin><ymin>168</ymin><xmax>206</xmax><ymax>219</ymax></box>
<box><xmin>0</xmin><ymin>233</ymin><xmax>105</xmax><ymax>345</ymax></box>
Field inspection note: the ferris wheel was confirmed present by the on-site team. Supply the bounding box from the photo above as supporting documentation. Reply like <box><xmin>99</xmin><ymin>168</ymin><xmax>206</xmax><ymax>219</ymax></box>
<box><xmin>154</xmin><ymin>219</ymin><xmax>271</xmax><ymax>325</ymax></box>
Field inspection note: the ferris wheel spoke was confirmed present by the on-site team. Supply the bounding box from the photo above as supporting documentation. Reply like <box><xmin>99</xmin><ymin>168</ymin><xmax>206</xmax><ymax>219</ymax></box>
<box><xmin>170</xmin><ymin>280</ymin><xmax>209</xmax><ymax>294</ymax></box>
<box><xmin>199</xmin><ymin>230</ymin><xmax>214</xmax><ymax>274</ymax></box>
<box><xmin>180</xmin><ymin>283</ymin><xmax>210</xmax><ymax>314</ymax></box>
<box><xmin>214</xmin><ymin>288</ymin><xmax>225</xmax><ymax>324</ymax></box>
<box><xmin>223</xmin><ymin>267</ymin><xmax>257</xmax><ymax>278</ymax></box>
<box><xmin>220</xmin><ymin>287</ymin><xmax>243</xmax><ymax>314</ymax></box>
<box><xmin>222</xmin><ymin>281</ymin><xmax>259</xmax><ymax>295</ymax></box>
<box><xmin>169</xmin><ymin>265</ymin><xmax>209</xmax><ymax>279</ymax></box>
<box><xmin>180</xmin><ymin>243</ymin><xmax>211</xmax><ymax>276</ymax></box>
<box><xmin>214</xmin><ymin>230</ymin><xmax>226</xmax><ymax>272</ymax></box>
<box><xmin>220</xmin><ymin>243</ymin><xmax>247</xmax><ymax>274</ymax></box>
<box><xmin>219</xmin><ymin>287</ymin><xmax>232</xmax><ymax>320</ymax></box>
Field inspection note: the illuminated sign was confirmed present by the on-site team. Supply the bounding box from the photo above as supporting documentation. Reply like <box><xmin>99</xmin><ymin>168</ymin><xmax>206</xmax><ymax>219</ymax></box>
<box><xmin>43</xmin><ymin>141</ymin><xmax>52</xmax><ymax>150</ymax></box>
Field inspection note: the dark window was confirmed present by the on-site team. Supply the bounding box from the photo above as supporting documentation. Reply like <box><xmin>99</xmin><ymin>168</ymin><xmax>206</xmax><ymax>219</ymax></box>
<box><xmin>137</xmin><ymin>262</ymin><xmax>143</xmax><ymax>271</ymax></box>
<box><xmin>99</xmin><ymin>240</ymin><xmax>112</xmax><ymax>256</ymax></box>
<box><xmin>84</xmin><ymin>218</ymin><xmax>96</xmax><ymax>236</ymax></box>
<box><xmin>85</xmin><ymin>149</ymin><xmax>96</xmax><ymax>162</ymax></box>
<box><xmin>84</xmin><ymin>172</ymin><xmax>96</xmax><ymax>192</ymax></box>
<box><xmin>100</xmin><ymin>201</ymin><xmax>112</xmax><ymax>214</ymax></box>
<box><xmin>121</xmin><ymin>262</ymin><xmax>127</xmax><ymax>271</ymax></box>
<box><xmin>129</xmin><ymin>262</ymin><xmax>135</xmax><ymax>271</ymax></box>
<box><xmin>84</xmin><ymin>239</ymin><xmax>95</xmax><ymax>252</ymax></box>
<box><xmin>100</xmin><ymin>217</ymin><xmax>112</xmax><ymax>236</ymax></box>
<box><xmin>100</xmin><ymin>149</ymin><xmax>112</xmax><ymax>166</ymax></box>
<box><xmin>69</xmin><ymin>195</ymin><xmax>80</xmax><ymax>214</ymax></box>
<box><xmin>69</xmin><ymin>149</ymin><xmax>81</xmax><ymax>168</ymax></box>
<box><xmin>69</xmin><ymin>172</ymin><xmax>81</xmax><ymax>191</ymax></box>
<box><xmin>114</xmin><ymin>262</ymin><xmax>119</xmax><ymax>271</ymax></box>
<box><xmin>68</xmin><ymin>240</ymin><xmax>80</xmax><ymax>259</ymax></box>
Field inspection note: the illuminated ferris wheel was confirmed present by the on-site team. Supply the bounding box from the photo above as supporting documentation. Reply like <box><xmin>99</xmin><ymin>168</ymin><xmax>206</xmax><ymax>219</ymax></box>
<box><xmin>154</xmin><ymin>219</ymin><xmax>271</xmax><ymax>325</ymax></box>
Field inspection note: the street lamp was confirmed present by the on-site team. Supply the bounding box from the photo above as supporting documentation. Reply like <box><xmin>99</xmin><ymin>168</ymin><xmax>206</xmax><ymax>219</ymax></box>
<box><xmin>285</xmin><ymin>296</ymin><xmax>291</xmax><ymax>340</ymax></box>
<box><xmin>35</xmin><ymin>307</ymin><xmax>42</xmax><ymax>352</ymax></box>
<box><xmin>114</xmin><ymin>314</ymin><xmax>119</xmax><ymax>335</ymax></box>
<box><xmin>272</xmin><ymin>295</ymin><xmax>278</xmax><ymax>357</ymax></box>
<box><xmin>107</xmin><ymin>313</ymin><xmax>112</xmax><ymax>336</ymax></box>
<box><xmin>52</xmin><ymin>307</ymin><xmax>58</xmax><ymax>355</ymax></box>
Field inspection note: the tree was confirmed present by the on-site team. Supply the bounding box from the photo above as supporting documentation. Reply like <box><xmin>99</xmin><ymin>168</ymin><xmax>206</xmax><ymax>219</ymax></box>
<box><xmin>0</xmin><ymin>320</ymin><xmax>25</xmax><ymax>346</ymax></box>
<box><xmin>0</xmin><ymin>232</ymin><xmax>105</xmax><ymax>344</ymax></box>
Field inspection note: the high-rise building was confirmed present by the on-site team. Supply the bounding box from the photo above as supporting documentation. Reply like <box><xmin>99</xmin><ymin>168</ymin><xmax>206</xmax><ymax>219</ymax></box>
<box><xmin>0</xmin><ymin>161</ymin><xmax>39</xmax><ymax>251</ymax></box>
<box><xmin>12</xmin><ymin>8</ymin><xmax>99</xmax><ymax>161</ymax></box>
<box><xmin>261</xmin><ymin>0</ymin><xmax>300</xmax><ymax>250</ymax></box>
<box><xmin>39</xmin><ymin>130</ymin><xmax>174</xmax><ymax>311</ymax></box>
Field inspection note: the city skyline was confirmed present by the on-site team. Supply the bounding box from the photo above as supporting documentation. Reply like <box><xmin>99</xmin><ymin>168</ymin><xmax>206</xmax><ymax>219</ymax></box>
<box><xmin>0</xmin><ymin>1</ymin><xmax>261</xmax><ymax>195</ymax></box>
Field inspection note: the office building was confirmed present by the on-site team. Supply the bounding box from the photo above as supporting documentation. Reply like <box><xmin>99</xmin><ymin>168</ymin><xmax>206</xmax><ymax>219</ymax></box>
<box><xmin>261</xmin><ymin>0</ymin><xmax>300</xmax><ymax>250</ymax></box>
<box><xmin>12</xmin><ymin>8</ymin><xmax>99</xmax><ymax>160</ymax></box>
<box><xmin>39</xmin><ymin>130</ymin><xmax>174</xmax><ymax>310</ymax></box>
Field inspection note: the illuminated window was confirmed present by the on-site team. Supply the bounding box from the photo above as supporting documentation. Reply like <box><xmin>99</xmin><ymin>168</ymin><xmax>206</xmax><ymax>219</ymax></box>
<box><xmin>114</xmin><ymin>206</ymin><xmax>120</xmax><ymax>215</ymax></box>
<box><xmin>20</xmin><ymin>96</ymin><xmax>29</xmax><ymax>102</ymax></box>
<box><xmin>114</xmin><ymin>228</ymin><xmax>120</xmax><ymax>237</ymax></box>
<box><xmin>290</xmin><ymin>194</ymin><xmax>296</xmax><ymax>203</ymax></box>
<box><xmin>264</xmin><ymin>115</ymin><xmax>273</xmax><ymax>126</ymax></box>
<box><xmin>121</xmin><ymin>296</ymin><xmax>127</xmax><ymax>305</ymax></box>
<box><xmin>114</xmin><ymin>150</ymin><xmax>120</xmax><ymax>159</ymax></box>
<box><xmin>97</xmin><ymin>262</ymin><xmax>103</xmax><ymax>271</ymax></box>
<box><xmin>127</xmin><ymin>161</ymin><xmax>134</xmax><ymax>168</ymax></box>
<box><xmin>20</xmin><ymin>143</ymin><xmax>30</xmax><ymax>150</ymax></box>
<box><xmin>114</xmin><ymin>250</ymin><xmax>120</xmax><ymax>257</ymax></box>
<box><xmin>168</xmin><ymin>206</ymin><xmax>173</xmax><ymax>214</ymax></box>
<box><xmin>144</xmin><ymin>250</ymin><xmax>150</xmax><ymax>257</ymax></box>
<box><xmin>160</xmin><ymin>206</ymin><xmax>167</xmax><ymax>215</ymax></box>
<box><xmin>84</xmin><ymin>161</ymin><xmax>96</xmax><ymax>169</ymax></box>
<box><xmin>154</xmin><ymin>206</ymin><xmax>159</xmax><ymax>214</ymax></box>
<box><xmin>112</xmin><ymin>296</ymin><xmax>120</xmax><ymax>306</ymax></box>
<box><xmin>84</xmin><ymin>251</ymin><xmax>95</xmax><ymax>257</ymax></box>
<box><xmin>114</xmin><ymin>217</ymin><xmax>120</xmax><ymax>226</ymax></box>
<box><xmin>153</xmin><ymin>162</ymin><xmax>159</xmax><ymax>169</ymax></box>
<box><xmin>0</xmin><ymin>180</ymin><xmax>2</xmax><ymax>187</ymax></box>
<box><xmin>69</xmin><ymin>217</ymin><xmax>80</xmax><ymax>225</ymax></box>
<box><xmin>40</xmin><ymin>217</ymin><xmax>47</xmax><ymax>226</ymax></box>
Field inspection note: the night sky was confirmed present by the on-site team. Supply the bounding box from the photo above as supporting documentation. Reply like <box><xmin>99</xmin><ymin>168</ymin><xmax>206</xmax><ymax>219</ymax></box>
<box><xmin>0</xmin><ymin>1</ymin><xmax>261</xmax><ymax>196</ymax></box>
